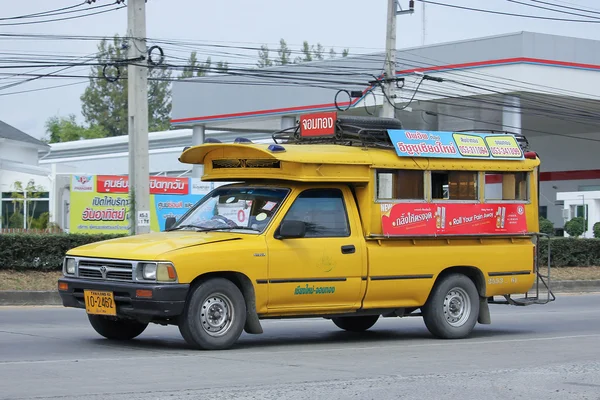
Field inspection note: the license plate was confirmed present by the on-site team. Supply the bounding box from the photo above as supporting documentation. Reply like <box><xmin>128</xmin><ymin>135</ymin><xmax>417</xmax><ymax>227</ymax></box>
<box><xmin>84</xmin><ymin>290</ymin><xmax>116</xmax><ymax>316</ymax></box>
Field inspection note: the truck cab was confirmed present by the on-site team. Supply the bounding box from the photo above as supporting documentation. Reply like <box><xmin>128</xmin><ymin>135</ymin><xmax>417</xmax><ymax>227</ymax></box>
<box><xmin>58</xmin><ymin>113</ymin><xmax>553</xmax><ymax>350</ymax></box>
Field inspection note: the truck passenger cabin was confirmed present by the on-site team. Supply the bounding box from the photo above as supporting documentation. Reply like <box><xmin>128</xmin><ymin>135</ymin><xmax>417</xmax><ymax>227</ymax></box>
<box><xmin>57</xmin><ymin>112</ymin><xmax>554</xmax><ymax>350</ymax></box>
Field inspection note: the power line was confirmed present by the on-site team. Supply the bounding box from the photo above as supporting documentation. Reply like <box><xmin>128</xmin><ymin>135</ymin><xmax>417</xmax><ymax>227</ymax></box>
<box><xmin>414</xmin><ymin>0</ymin><xmax>600</xmax><ymax>22</ymax></box>
<box><xmin>506</xmin><ymin>0</ymin><xmax>600</xmax><ymax>19</ymax></box>
<box><xmin>0</xmin><ymin>1</ymin><xmax>87</xmax><ymax>21</ymax></box>
<box><xmin>0</xmin><ymin>4</ymin><xmax>126</xmax><ymax>27</ymax></box>
<box><xmin>529</xmin><ymin>0</ymin><xmax>600</xmax><ymax>15</ymax></box>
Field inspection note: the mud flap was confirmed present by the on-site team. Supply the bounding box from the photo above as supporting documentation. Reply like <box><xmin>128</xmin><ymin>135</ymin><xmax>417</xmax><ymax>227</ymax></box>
<box><xmin>478</xmin><ymin>297</ymin><xmax>491</xmax><ymax>324</ymax></box>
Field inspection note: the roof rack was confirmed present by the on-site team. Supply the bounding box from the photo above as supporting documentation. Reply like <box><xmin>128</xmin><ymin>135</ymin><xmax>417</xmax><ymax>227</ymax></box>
<box><xmin>272</xmin><ymin>112</ymin><xmax>403</xmax><ymax>149</ymax></box>
<box><xmin>271</xmin><ymin>112</ymin><xmax>532</xmax><ymax>155</ymax></box>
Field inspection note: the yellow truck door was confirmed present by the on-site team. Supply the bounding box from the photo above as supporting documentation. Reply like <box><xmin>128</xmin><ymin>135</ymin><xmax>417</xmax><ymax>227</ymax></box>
<box><xmin>265</xmin><ymin>187</ymin><xmax>365</xmax><ymax>312</ymax></box>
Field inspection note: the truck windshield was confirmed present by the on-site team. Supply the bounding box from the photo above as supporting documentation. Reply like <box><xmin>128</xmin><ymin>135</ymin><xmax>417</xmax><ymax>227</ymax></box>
<box><xmin>170</xmin><ymin>187</ymin><xmax>289</xmax><ymax>233</ymax></box>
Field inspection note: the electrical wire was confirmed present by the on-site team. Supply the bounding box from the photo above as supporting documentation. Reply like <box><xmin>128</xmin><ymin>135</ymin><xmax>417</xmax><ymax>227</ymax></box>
<box><xmin>414</xmin><ymin>0</ymin><xmax>600</xmax><ymax>22</ymax></box>
<box><xmin>506</xmin><ymin>0</ymin><xmax>600</xmax><ymax>20</ymax></box>
<box><xmin>0</xmin><ymin>1</ymin><xmax>87</xmax><ymax>21</ymax></box>
<box><xmin>528</xmin><ymin>0</ymin><xmax>600</xmax><ymax>15</ymax></box>
<box><xmin>0</xmin><ymin>4</ymin><xmax>126</xmax><ymax>27</ymax></box>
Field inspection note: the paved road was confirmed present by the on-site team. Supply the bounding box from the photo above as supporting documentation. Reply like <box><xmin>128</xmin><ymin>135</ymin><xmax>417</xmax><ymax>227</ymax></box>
<box><xmin>1</xmin><ymin>294</ymin><xmax>600</xmax><ymax>400</ymax></box>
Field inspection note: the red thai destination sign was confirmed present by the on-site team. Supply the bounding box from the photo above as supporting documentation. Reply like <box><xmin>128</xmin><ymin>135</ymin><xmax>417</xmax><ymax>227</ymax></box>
<box><xmin>96</xmin><ymin>175</ymin><xmax>189</xmax><ymax>195</ymax></box>
<box><xmin>381</xmin><ymin>203</ymin><xmax>527</xmax><ymax>236</ymax></box>
<box><xmin>299</xmin><ymin>111</ymin><xmax>337</xmax><ymax>137</ymax></box>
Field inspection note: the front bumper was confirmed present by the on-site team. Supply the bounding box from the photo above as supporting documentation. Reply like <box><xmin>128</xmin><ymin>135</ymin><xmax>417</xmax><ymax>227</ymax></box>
<box><xmin>58</xmin><ymin>276</ymin><xmax>189</xmax><ymax>320</ymax></box>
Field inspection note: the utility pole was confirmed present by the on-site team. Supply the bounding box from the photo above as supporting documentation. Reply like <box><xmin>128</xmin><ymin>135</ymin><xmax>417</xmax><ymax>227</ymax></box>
<box><xmin>381</xmin><ymin>1</ymin><xmax>414</xmax><ymax>119</ymax></box>
<box><xmin>127</xmin><ymin>0</ymin><xmax>150</xmax><ymax>235</ymax></box>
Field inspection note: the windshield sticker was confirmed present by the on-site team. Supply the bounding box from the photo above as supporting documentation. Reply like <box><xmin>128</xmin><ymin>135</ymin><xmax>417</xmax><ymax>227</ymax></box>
<box><xmin>262</xmin><ymin>201</ymin><xmax>277</xmax><ymax>211</ymax></box>
<box><xmin>217</xmin><ymin>200</ymin><xmax>253</xmax><ymax>227</ymax></box>
<box><xmin>256</xmin><ymin>212</ymin><xmax>267</xmax><ymax>221</ymax></box>
<box><xmin>225</xmin><ymin>196</ymin><xmax>236</xmax><ymax>203</ymax></box>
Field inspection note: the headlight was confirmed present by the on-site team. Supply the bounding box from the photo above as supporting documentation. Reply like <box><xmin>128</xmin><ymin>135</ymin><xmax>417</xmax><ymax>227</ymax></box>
<box><xmin>139</xmin><ymin>263</ymin><xmax>157</xmax><ymax>280</ymax></box>
<box><xmin>64</xmin><ymin>258</ymin><xmax>76</xmax><ymax>275</ymax></box>
<box><xmin>138</xmin><ymin>262</ymin><xmax>177</xmax><ymax>282</ymax></box>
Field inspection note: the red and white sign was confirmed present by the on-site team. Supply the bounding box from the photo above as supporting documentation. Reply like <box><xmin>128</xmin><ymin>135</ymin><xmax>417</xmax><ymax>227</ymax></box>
<box><xmin>381</xmin><ymin>203</ymin><xmax>527</xmax><ymax>236</ymax></box>
<box><xmin>299</xmin><ymin>111</ymin><xmax>337</xmax><ymax>137</ymax></box>
<box><xmin>96</xmin><ymin>175</ymin><xmax>189</xmax><ymax>195</ymax></box>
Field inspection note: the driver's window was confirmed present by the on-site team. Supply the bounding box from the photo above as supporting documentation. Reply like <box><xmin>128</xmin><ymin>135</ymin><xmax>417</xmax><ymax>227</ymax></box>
<box><xmin>281</xmin><ymin>188</ymin><xmax>350</xmax><ymax>238</ymax></box>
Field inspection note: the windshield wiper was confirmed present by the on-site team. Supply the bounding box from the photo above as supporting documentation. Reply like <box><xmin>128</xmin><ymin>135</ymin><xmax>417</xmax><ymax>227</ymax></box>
<box><xmin>195</xmin><ymin>226</ymin><xmax>259</xmax><ymax>233</ymax></box>
<box><xmin>166</xmin><ymin>225</ymin><xmax>259</xmax><ymax>233</ymax></box>
<box><xmin>165</xmin><ymin>224</ymin><xmax>204</xmax><ymax>231</ymax></box>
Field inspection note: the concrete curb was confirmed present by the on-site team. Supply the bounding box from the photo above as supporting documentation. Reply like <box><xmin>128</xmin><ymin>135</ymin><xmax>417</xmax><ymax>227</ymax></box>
<box><xmin>1</xmin><ymin>280</ymin><xmax>599</xmax><ymax>306</ymax></box>
<box><xmin>0</xmin><ymin>290</ymin><xmax>62</xmax><ymax>306</ymax></box>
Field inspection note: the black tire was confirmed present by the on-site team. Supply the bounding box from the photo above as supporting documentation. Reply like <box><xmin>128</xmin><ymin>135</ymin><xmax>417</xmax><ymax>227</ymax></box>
<box><xmin>332</xmin><ymin>315</ymin><xmax>379</xmax><ymax>332</ymax></box>
<box><xmin>421</xmin><ymin>273</ymin><xmax>480</xmax><ymax>339</ymax></box>
<box><xmin>87</xmin><ymin>315</ymin><xmax>148</xmax><ymax>340</ymax></box>
<box><xmin>178</xmin><ymin>278</ymin><xmax>246</xmax><ymax>350</ymax></box>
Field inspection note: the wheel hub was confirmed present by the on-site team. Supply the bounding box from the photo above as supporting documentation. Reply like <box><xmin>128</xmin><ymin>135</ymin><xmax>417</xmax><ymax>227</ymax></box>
<box><xmin>200</xmin><ymin>294</ymin><xmax>234</xmax><ymax>337</ymax></box>
<box><xmin>443</xmin><ymin>287</ymin><xmax>471</xmax><ymax>327</ymax></box>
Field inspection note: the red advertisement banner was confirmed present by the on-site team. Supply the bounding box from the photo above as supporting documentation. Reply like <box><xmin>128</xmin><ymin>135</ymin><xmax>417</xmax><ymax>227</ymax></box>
<box><xmin>381</xmin><ymin>203</ymin><xmax>528</xmax><ymax>236</ymax></box>
<box><xmin>96</xmin><ymin>175</ymin><xmax>189</xmax><ymax>195</ymax></box>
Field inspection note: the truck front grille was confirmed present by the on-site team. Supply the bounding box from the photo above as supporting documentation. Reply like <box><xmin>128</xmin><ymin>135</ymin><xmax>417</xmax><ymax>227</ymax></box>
<box><xmin>76</xmin><ymin>259</ymin><xmax>134</xmax><ymax>282</ymax></box>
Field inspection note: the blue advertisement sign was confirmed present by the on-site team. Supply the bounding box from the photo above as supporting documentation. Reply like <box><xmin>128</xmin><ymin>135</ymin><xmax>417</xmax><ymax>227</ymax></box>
<box><xmin>154</xmin><ymin>194</ymin><xmax>206</xmax><ymax>231</ymax></box>
<box><xmin>387</xmin><ymin>130</ymin><xmax>524</xmax><ymax>160</ymax></box>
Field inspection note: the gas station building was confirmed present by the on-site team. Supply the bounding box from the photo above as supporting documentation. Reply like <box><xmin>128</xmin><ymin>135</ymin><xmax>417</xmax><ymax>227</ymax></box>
<box><xmin>37</xmin><ymin>31</ymin><xmax>600</xmax><ymax>236</ymax></box>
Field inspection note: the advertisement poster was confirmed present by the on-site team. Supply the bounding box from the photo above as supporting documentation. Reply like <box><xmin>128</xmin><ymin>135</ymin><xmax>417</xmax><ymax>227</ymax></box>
<box><xmin>387</xmin><ymin>130</ymin><xmax>524</xmax><ymax>160</ymax></box>
<box><xmin>70</xmin><ymin>175</ymin><xmax>214</xmax><ymax>234</ymax></box>
<box><xmin>381</xmin><ymin>202</ymin><xmax>528</xmax><ymax>236</ymax></box>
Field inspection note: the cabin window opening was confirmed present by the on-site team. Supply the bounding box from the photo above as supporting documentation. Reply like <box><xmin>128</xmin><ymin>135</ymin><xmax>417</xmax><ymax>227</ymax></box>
<box><xmin>376</xmin><ymin>170</ymin><xmax>424</xmax><ymax>201</ymax></box>
<box><xmin>484</xmin><ymin>172</ymin><xmax>529</xmax><ymax>201</ymax></box>
<box><xmin>431</xmin><ymin>171</ymin><xmax>478</xmax><ymax>201</ymax></box>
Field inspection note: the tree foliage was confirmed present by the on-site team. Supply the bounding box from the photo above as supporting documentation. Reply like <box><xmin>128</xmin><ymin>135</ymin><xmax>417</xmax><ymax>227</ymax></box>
<box><xmin>257</xmin><ymin>38</ymin><xmax>349</xmax><ymax>67</ymax></box>
<box><xmin>80</xmin><ymin>34</ymin><xmax>172</xmax><ymax>137</ymax></box>
<box><xmin>564</xmin><ymin>217</ymin><xmax>586</xmax><ymax>238</ymax></box>
<box><xmin>46</xmin><ymin>35</ymin><xmax>344</xmax><ymax>143</ymax></box>
<box><xmin>44</xmin><ymin>115</ymin><xmax>107</xmax><ymax>143</ymax></box>
<box><xmin>179</xmin><ymin>52</ymin><xmax>229</xmax><ymax>79</ymax></box>
<box><xmin>539</xmin><ymin>217</ymin><xmax>554</xmax><ymax>236</ymax></box>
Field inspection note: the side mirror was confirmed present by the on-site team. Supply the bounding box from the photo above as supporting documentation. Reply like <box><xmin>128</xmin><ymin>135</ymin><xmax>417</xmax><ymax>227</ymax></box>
<box><xmin>276</xmin><ymin>220</ymin><xmax>306</xmax><ymax>239</ymax></box>
<box><xmin>165</xmin><ymin>217</ymin><xmax>177</xmax><ymax>231</ymax></box>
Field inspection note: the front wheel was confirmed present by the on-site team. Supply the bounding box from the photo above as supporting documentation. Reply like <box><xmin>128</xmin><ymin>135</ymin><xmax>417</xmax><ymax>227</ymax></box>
<box><xmin>178</xmin><ymin>278</ymin><xmax>246</xmax><ymax>350</ymax></box>
<box><xmin>87</xmin><ymin>315</ymin><xmax>148</xmax><ymax>340</ymax></box>
<box><xmin>421</xmin><ymin>273</ymin><xmax>479</xmax><ymax>339</ymax></box>
<box><xmin>332</xmin><ymin>315</ymin><xmax>379</xmax><ymax>332</ymax></box>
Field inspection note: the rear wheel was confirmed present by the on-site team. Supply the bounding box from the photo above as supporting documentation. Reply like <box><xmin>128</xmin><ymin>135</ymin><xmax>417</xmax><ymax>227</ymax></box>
<box><xmin>422</xmin><ymin>273</ymin><xmax>479</xmax><ymax>339</ymax></box>
<box><xmin>332</xmin><ymin>315</ymin><xmax>379</xmax><ymax>332</ymax></box>
<box><xmin>87</xmin><ymin>315</ymin><xmax>148</xmax><ymax>340</ymax></box>
<box><xmin>178</xmin><ymin>278</ymin><xmax>246</xmax><ymax>350</ymax></box>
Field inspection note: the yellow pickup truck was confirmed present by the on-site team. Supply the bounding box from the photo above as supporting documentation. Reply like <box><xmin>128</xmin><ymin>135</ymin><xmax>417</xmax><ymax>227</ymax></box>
<box><xmin>58</xmin><ymin>113</ymin><xmax>553</xmax><ymax>350</ymax></box>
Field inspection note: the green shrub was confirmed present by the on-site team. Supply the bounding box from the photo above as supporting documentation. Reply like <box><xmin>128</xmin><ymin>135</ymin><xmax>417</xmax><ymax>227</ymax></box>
<box><xmin>0</xmin><ymin>233</ymin><xmax>126</xmax><ymax>271</ymax></box>
<box><xmin>539</xmin><ymin>217</ymin><xmax>554</xmax><ymax>236</ymax></box>
<box><xmin>594</xmin><ymin>222</ymin><xmax>600</xmax><ymax>239</ymax></box>
<box><xmin>538</xmin><ymin>237</ymin><xmax>600</xmax><ymax>267</ymax></box>
<box><xmin>564</xmin><ymin>217</ymin><xmax>586</xmax><ymax>238</ymax></box>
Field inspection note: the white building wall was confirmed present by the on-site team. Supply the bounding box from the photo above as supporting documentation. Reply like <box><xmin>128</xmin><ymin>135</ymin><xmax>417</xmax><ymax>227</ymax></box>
<box><xmin>556</xmin><ymin>191</ymin><xmax>600</xmax><ymax>238</ymax></box>
<box><xmin>0</xmin><ymin>141</ymin><xmax>41</xmax><ymax>165</ymax></box>
<box><xmin>528</xmin><ymin>133</ymin><xmax>600</xmax><ymax>230</ymax></box>
<box><xmin>0</xmin><ymin>169</ymin><xmax>50</xmax><ymax>193</ymax></box>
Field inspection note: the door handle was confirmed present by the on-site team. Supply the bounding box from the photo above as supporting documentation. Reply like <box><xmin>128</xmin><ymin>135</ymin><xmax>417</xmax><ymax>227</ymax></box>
<box><xmin>341</xmin><ymin>245</ymin><xmax>355</xmax><ymax>254</ymax></box>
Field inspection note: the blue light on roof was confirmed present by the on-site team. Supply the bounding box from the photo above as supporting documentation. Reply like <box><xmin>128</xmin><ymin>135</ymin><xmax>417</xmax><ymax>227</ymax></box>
<box><xmin>204</xmin><ymin>138</ymin><xmax>222</xmax><ymax>143</ymax></box>
<box><xmin>234</xmin><ymin>137</ymin><xmax>253</xmax><ymax>144</ymax></box>
<box><xmin>268</xmin><ymin>144</ymin><xmax>286</xmax><ymax>152</ymax></box>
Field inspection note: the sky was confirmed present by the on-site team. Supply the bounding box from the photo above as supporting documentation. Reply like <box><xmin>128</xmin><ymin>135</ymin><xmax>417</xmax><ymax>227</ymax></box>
<box><xmin>1</xmin><ymin>0</ymin><xmax>600</xmax><ymax>141</ymax></box>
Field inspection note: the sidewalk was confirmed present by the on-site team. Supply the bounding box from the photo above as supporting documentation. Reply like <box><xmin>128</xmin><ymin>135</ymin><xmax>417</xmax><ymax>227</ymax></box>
<box><xmin>1</xmin><ymin>280</ymin><xmax>599</xmax><ymax>306</ymax></box>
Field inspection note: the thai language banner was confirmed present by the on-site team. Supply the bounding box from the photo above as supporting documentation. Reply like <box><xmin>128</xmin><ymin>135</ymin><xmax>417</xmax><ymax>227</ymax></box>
<box><xmin>70</xmin><ymin>175</ymin><xmax>213</xmax><ymax>234</ymax></box>
<box><xmin>387</xmin><ymin>130</ymin><xmax>524</xmax><ymax>160</ymax></box>
<box><xmin>381</xmin><ymin>203</ymin><xmax>528</xmax><ymax>236</ymax></box>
